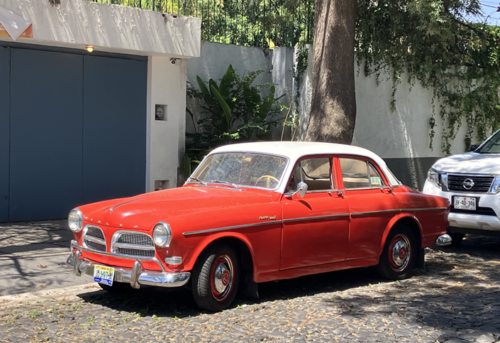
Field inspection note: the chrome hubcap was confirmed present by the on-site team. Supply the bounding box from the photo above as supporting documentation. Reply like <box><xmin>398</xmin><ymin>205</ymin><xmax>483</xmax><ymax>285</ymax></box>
<box><xmin>211</xmin><ymin>254</ymin><xmax>234</xmax><ymax>302</ymax></box>
<box><xmin>390</xmin><ymin>234</ymin><xmax>411</xmax><ymax>272</ymax></box>
<box><xmin>214</xmin><ymin>263</ymin><xmax>231</xmax><ymax>293</ymax></box>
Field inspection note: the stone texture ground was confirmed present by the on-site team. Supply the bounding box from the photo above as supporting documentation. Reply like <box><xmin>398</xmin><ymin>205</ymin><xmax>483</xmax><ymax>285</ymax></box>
<box><xmin>1</xmin><ymin>235</ymin><xmax>500</xmax><ymax>343</ymax></box>
<box><xmin>0</xmin><ymin>220</ymin><xmax>90</xmax><ymax>296</ymax></box>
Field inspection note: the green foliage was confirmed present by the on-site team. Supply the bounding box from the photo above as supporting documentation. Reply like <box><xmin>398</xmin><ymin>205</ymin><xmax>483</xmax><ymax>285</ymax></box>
<box><xmin>87</xmin><ymin>0</ymin><xmax>314</xmax><ymax>48</ymax></box>
<box><xmin>183</xmin><ymin>64</ymin><xmax>289</xmax><ymax>176</ymax></box>
<box><xmin>356</xmin><ymin>0</ymin><xmax>500</xmax><ymax>153</ymax></box>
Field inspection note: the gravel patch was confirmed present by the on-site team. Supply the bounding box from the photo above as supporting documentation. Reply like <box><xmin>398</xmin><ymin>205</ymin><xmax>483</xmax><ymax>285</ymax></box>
<box><xmin>1</xmin><ymin>235</ymin><xmax>500</xmax><ymax>342</ymax></box>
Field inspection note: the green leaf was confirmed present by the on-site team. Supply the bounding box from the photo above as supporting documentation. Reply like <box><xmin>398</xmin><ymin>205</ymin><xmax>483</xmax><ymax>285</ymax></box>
<box><xmin>210</xmin><ymin>85</ymin><xmax>232</xmax><ymax>130</ymax></box>
<box><xmin>219</xmin><ymin>64</ymin><xmax>236</xmax><ymax>98</ymax></box>
<box><xmin>196</xmin><ymin>76</ymin><xmax>210</xmax><ymax>96</ymax></box>
<box><xmin>259</xmin><ymin>85</ymin><xmax>275</xmax><ymax>119</ymax></box>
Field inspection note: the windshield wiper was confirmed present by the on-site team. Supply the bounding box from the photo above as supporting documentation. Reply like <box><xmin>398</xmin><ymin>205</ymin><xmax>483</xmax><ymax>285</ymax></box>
<box><xmin>209</xmin><ymin>180</ymin><xmax>239</xmax><ymax>189</ymax></box>
<box><xmin>187</xmin><ymin>177</ymin><xmax>206</xmax><ymax>185</ymax></box>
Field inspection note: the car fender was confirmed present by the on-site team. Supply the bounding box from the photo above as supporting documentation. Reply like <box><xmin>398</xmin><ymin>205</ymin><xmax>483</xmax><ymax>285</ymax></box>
<box><xmin>380</xmin><ymin>213</ymin><xmax>424</xmax><ymax>252</ymax></box>
<box><xmin>184</xmin><ymin>231</ymin><xmax>257</xmax><ymax>278</ymax></box>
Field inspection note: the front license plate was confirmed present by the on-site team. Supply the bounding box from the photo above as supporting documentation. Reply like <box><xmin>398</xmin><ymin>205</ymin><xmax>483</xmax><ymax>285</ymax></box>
<box><xmin>93</xmin><ymin>265</ymin><xmax>115</xmax><ymax>286</ymax></box>
<box><xmin>453</xmin><ymin>196</ymin><xmax>477</xmax><ymax>211</ymax></box>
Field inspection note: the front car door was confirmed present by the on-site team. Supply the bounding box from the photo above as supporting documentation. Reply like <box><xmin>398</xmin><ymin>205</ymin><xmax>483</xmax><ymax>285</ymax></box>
<box><xmin>280</xmin><ymin>156</ymin><xmax>349</xmax><ymax>270</ymax></box>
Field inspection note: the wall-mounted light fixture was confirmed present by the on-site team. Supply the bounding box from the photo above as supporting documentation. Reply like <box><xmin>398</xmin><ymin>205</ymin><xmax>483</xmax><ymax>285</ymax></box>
<box><xmin>86</xmin><ymin>45</ymin><xmax>94</xmax><ymax>53</ymax></box>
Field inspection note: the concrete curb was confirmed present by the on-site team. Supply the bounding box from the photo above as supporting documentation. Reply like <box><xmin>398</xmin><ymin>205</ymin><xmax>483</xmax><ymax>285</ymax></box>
<box><xmin>0</xmin><ymin>283</ymin><xmax>103</xmax><ymax>308</ymax></box>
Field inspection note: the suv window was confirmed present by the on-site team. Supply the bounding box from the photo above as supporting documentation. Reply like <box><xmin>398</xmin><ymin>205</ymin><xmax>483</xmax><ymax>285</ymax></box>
<box><xmin>478</xmin><ymin>130</ymin><xmax>500</xmax><ymax>153</ymax></box>
<box><xmin>340</xmin><ymin>158</ymin><xmax>385</xmax><ymax>189</ymax></box>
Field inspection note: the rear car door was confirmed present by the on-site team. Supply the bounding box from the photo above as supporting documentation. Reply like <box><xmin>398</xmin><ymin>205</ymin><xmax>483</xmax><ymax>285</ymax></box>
<box><xmin>337</xmin><ymin>156</ymin><xmax>398</xmax><ymax>260</ymax></box>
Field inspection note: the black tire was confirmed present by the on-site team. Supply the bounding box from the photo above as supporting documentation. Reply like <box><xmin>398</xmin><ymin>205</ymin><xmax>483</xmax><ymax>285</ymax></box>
<box><xmin>377</xmin><ymin>224</ymin><xmax>417</xmax><ymax>280</ymax></box>
<box><xmin>191</xmin><ymin>244</ymin><xmax>240</xmax><ymax>312</ymax></box>
<box><xmin>98</xmin><ymin>282</ymin><xmax>131</xmax><ymax>293</ymax></box>
<box><xmin>448</xmin><ymin>232</ymin><xmax>465</xmax><ymax>247</ymax></box>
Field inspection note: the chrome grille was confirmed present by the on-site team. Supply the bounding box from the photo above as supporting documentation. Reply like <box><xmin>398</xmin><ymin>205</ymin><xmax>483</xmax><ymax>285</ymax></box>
<box><xmin>111</xmin><ymin>231</ymin><xmax>155</xmax><ymax>258</ymax></box>
<box><xmin>117</xmin><ymin>233</ymin><xmax>154</xmax><ymax>247</ymax></box>
<box><xmin>82</xmin><ymin>225</ymin><xmax>106</xmax><ymax>252</ymax></box>
<box><xmin>116</xmin><ymin>247</ymin><xmax>155</xmax><ymax>257</ymax></box>
<box><xmin>448</xmin><ymin>174</ymin><xmax>494</xmax><ymax>193</ymax></box>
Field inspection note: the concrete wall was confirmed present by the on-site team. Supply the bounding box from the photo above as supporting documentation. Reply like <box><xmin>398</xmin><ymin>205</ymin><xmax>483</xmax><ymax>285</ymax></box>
<box><xmin>0</xmin><ymin>0</ymin><xmax>201</xmax><ymax>57</ymax></box>
<box><xmin>186</xmin><ymin>43</ymin><xmax>470</xmax><ymax>190</ymax></box>
<box><xmin>146</xmin><ymin>56</ymin><xmax>187</xmax><ymax>191</ymax></box>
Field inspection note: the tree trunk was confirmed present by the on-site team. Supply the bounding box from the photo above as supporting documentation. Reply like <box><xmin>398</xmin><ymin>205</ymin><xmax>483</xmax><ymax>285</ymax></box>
<box><xmin>304</xmin><ymin>0</ymin><xmax>357</xmax><ymax>144</ymax></box>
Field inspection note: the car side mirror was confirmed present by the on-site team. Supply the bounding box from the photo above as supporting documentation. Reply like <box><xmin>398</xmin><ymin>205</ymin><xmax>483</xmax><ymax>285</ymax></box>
<box><xmin>296</xmin><ymin>182</ymin><xmax>308</xmax><ymax>198</ymax></box>
<box><xmin>469</xmin><ymin>144</ymin><xmax>479</xmax><ymax>152</ymax></box>
<box><xmin>285</xmin><ymin>181</ymin><xmax>308</xmax><ymax>198</ymax></box>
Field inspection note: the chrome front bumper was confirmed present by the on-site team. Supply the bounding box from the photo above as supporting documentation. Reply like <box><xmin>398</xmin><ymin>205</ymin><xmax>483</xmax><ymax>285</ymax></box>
<box><xmin>67</xmin><ymin>240</ymin><xmax>190</xmax><ymax>289</ymax></box>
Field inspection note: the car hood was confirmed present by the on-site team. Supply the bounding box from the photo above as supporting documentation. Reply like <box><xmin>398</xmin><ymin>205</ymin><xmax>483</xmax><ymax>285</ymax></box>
<box><xmin>78</xmin><ymin>186</ymin><xmax>278</xmax><ymax>231</ymax></box>
<box><xmin>433</xmin><ymin>152</ymin><xmax>500</xmax><ymax>175</ymax></box>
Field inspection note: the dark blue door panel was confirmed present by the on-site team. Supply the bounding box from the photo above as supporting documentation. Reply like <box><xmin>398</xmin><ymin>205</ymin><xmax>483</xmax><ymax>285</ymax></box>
<box><xmin>0</xmin><ymin>47</ymin><xmax>9</xmax><ymax>222</ymax></box>
<box><xmin>83</xmin><ymin>56</ymin><xmax>147</xmax><ymax>204</ymax></box>
<box><xmin>10</xmin><ymin>49</ymin><xmax>83</xmax><ymax>221</ymax></box>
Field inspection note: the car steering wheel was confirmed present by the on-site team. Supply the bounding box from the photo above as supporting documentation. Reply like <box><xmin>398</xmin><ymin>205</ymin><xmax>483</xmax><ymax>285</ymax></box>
<box><xmin>255</xmin><ymin>175</ymin><xmax>279</xmax><ymax>188</ymax></box>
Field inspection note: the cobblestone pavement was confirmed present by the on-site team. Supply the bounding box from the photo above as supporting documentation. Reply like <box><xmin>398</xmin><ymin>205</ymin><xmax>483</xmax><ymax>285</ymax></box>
<box><xmin>1</xmin><ymin>235</ymin><xmax>500</xmax><ymax>343</ymax></box>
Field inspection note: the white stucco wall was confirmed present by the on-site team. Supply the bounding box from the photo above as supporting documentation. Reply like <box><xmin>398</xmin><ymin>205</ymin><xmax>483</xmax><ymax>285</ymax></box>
<box><xmin>186</xmin><ymin>43</ymin><xmax>470</xmax><ymax>162</ymax></box>
<box><xmin>0</xmin><ymin>0</ymin><xmax>201</xmax><ymax>57</ymax></box>
<box><xmin>353</xmin><ymin>67</ymin><xmax>469</xmax><ymax>159</ymax></box>
<box><xmin>146</xmin><ymin>56</ymin><xmax>187</xmax><ymax>191</ymax></box>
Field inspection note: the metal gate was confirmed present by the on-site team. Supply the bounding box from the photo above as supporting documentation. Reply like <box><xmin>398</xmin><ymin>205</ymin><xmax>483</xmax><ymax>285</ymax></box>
<box><xmin>0</xmin><ymin>45</ymin><xmax>147</xmax><ymax>222</ymax></box>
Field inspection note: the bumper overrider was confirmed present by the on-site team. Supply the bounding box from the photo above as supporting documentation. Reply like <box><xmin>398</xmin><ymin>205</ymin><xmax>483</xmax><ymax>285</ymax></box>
<box><xmin>67</xmin><ymin>240</ymin><xmax>190</xmax><ymax>289</ymax></box>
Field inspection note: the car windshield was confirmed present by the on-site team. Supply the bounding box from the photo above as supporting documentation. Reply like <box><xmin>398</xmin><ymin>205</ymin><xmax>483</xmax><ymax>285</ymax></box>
<box><xmin>477</xmin><ymin>131</ymin><xmax>500</xmax><ymax>154</ymax></box>
<box><xmin>189</xmin><ymin>152</ymin><xmax>288</xmax><ymax>189</ymax></box>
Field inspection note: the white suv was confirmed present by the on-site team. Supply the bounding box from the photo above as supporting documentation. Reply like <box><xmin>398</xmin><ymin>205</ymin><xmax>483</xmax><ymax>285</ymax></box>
<box><xmin>423</xmin><ymin>129</ymin><xmax>500</xmax><ymax>246</ymax></box>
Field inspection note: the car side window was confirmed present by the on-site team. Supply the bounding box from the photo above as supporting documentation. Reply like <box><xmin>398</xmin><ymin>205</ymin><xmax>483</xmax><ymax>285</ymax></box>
<box><xmin>287</xmin><ymin>158</ymin><xmax>333</xmax><ymax>192</ymax></box>
<box><xmin>340</xmin><ymin>158</ymin><xmax>386</xmax><ymax>189</ymax></box>
<box><xmin>368</xmin><ymin>163</ymin><xmax>385</xmax><ymax>187</ymax></box>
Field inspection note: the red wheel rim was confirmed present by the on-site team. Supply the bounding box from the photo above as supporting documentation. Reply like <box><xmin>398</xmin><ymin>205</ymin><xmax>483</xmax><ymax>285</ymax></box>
<box><xmin>388</xmin><ymin>234</ymin><xmax>411</xmax><ymax>272</ymax></box>
<box><xmin>210</xmin><ymin>253</ymin><xmax>234</xmax><ymax>302</ymax></box>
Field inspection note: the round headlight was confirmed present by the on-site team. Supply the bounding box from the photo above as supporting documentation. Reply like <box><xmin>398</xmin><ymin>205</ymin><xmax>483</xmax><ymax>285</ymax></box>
<box><xmin>68</xmin><ymin>209</ymin><xmax>83</xmax><ymax>232</ymax></box>
<box><xmin>153</xmin><ymin>222</ymin><xmax>172</xmax><ymax>247</ymax></box>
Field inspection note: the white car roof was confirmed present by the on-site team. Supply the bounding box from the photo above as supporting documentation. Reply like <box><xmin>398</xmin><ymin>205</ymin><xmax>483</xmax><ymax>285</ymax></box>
<box><xmin>210</xmin><ymin>142</ymin><xmax>401</xmax><ymax>187</ymax></box>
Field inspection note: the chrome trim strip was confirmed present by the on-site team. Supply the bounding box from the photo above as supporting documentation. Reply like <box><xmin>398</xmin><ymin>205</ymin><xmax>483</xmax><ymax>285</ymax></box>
<box><xmin>183</xmin><ymin>221</ymin><xmax>278</xmax><ymax>236</ymax></box>
<box><xmin>70</xmin><ymin>240</ymin><xmax>166</xmax><ymax>273</ymax></box>
<box><xmin>109</xmin><ymin>198</ymin><xmax>144</xmax><ymax>214</ymax></box>
<box><xmin>283</xmin><ymin>214</ymin><xmax>350</xmax><ymax>223</ymax></box>
<box><xmin>112</xmin><ymin>242</ymin><xmax>155</xmax><ymax>251</ymax></box>
<box><xmin>448</xmin><ymin>173</ymin><xmax>495</xmax><ymax>178</ymax></box>
<box><xmin>351</xmin><ymin>207</ymin><xmax>447</xmax><ymax>216</ymax></box>
<box><xmin>83</xmin><ymin>235</ymin><xmax>105</xmax><ymax>245</ymax></box>
<box><xmin>183</xmin><ymin>207</ymin><xmax>447</xmax><ymax>236</ymax></box>
<box><xmin>408</xmin><ymin>207</ymin><xmax>447</xmax><ymax>211</ymax></box>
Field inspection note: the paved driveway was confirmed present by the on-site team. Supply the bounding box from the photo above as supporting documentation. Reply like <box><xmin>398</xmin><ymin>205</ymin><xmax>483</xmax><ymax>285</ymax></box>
<box><xmin>0</xmin><ymin>220</ymin><xmax>91</xmax><ymax>296</ymax></box>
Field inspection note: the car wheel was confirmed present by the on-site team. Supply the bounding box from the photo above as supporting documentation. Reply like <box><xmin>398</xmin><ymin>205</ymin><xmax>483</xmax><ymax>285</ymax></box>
<box><xmin>448</xmin><ymin>232</ymin><xmax>465</xmax><ymax>247</ymax></box>
<box><xmin>192</xmin><ymin>244</ymin><xmax>239</xmax><ymax>312</ymax></box>
<box><xmin>377</xmin><ymin>225</ymin><xmax>417</xmax><ymax>280</ymax></box>
<box><xmin>98</xmin><ymin>282</ymin><xmax>131</xmax><ymax>293</ymax></box>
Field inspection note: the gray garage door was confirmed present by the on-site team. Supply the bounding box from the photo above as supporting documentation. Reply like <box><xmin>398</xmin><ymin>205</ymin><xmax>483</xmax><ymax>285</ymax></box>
<box><xmin>0</xmin><ymin>45</ymin><xmax>147</xmax><ymax>222</ymax></box>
